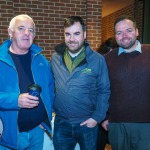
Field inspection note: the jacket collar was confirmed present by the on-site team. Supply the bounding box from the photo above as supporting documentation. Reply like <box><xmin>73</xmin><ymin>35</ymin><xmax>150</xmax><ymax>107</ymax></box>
<box><xmin>0</xmin><ymin>39</ymin><xmax>42</xmax><ymax>65</ymax></box>
<box><xmin>54</xmin><ymin>41</ymin><xmax>91</xmax><ymax>56</ymax></box>
<box><xmin>54</xmin><ymin>41</ymin><xmax>94</xmax><ymax>67</ymax></box>
<box><xmin>118</xmin><ymin>40</ymin><xmax>141</xmax><ymax>55</ymax></box>
<box><xmin>0</xmin><ymin>39</ymin><xmax>42</xmax><ymax>56</ymax></box>
<box><xmin>54</xmin><ymin>42</ymin><xmax>66</xmax><ymax>55</ymax></box>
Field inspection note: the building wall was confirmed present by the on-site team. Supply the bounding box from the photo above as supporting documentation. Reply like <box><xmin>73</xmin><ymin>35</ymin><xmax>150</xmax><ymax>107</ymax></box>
<box><xmin>0</xmin><ymin>0</ymin><xmax>102</xmax><ymax>59</ymax></box>
<box><xmin>101</xmin><ymin>1</ymin><xmax>143</xmax><ymax>44</ymax></box>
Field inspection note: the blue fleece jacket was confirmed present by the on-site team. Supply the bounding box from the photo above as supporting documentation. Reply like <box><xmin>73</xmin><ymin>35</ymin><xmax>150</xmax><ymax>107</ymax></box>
<box><xmin>0</xmin><ymin>40</ymin><xmax>54</xmax><ymax>149</ymax></box>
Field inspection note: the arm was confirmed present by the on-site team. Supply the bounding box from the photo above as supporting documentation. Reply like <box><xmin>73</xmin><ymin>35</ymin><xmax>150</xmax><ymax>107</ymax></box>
<box><xmin>80</xmin><ymin>56</ymin><xmax>110</xmax><ymax>127</ymax></box>
<box><xmin>101</xmin><ymin>120</ymin><xmax>109</xmax><ymax>131</ymax></box>
<box><xmin>48</xmin><ymin>63</ymin><xmax>55</xmax><ymax>110</ymax></box>
<box><xmin>91</xmin><ymin>57</ymin><xmax>110</xmax><ymax>123</ymax></box>
<box><xmin>0</xmin><ymin>92</ymin><xmax>39</xmax><ymax>110</ymax></box>
<box><xmin>0</xmin><ymin>92</ymin><xmax>19</xmax><ymax>110</ymax></box>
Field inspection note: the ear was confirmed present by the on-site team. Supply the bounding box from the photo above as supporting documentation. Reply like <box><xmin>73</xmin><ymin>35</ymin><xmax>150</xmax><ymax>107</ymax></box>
<box><xmin>84</xmin><ymin>31</ymin><xmax>86</xmax><ymax>40</ymax></box>
<box><xmin>8</xmin><ymin>28</ymin><xmax>13</xmax><ymax>38</ymax></box>
<box><xmin>33</xmin><ymin>34</ymin><xmax>36</xmax><ymax>39</ymax></box>
<box><xmin>136</xmin><ymin>28</ymin><xmax>139</xmax><ymax>37</ymax></box>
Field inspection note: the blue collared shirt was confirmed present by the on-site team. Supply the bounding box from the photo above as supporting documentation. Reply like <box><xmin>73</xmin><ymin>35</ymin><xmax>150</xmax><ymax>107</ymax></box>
<box><xmin>118</xmin><ymin>40</ymin><xmax>141</xmax><ymax>55</ymax></box>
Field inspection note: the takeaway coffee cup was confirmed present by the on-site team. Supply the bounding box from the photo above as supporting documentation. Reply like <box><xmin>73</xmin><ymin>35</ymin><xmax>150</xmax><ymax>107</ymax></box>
<box><xmin>28</xmin><ymin>84</ymin><xmax>41</xmax><ymax>98</ymax></box>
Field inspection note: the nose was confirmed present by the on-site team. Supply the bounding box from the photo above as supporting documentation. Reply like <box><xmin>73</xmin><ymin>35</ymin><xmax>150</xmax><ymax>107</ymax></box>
<box><xmin>24</xmin><ymin>29</ymin><xmax>30</xmax><ymax>35</ymax></box>
<box><xmin>122</xmin><ymin>32</ymin><xmax>127</xmax><ymax>38</ymax></box>
<box><xmin>69</xmin><ymin>35</ymin><xmax>75</xmax><ymax>41</ymax></box>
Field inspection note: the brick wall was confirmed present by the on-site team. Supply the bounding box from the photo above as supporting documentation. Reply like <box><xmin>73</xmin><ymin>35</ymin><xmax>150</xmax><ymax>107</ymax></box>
<box><xmin>101</xmin><ymin>1</ymin><xmax>143</xmax><ymax>44</ymax></box>
<box><xmin>0</xmin><ymin>0</ymin><xmax>102</xmax><ymax>59</ymax></box>
<box><xmin>86</xmin><ymin>0</ymin><xmax>102</xmax><ymax>50</ymax></box>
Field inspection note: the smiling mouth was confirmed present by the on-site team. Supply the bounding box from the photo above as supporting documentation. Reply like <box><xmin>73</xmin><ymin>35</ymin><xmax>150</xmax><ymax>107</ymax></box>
<box><xmin>122</xmin><ymin>37</ymin><xmax>130</xmax><ymax>42</ymax></box>
<box><xmin>68</xmin><ymin>43</ymin><xmax>77</xmax><ymax>47</ymax></box>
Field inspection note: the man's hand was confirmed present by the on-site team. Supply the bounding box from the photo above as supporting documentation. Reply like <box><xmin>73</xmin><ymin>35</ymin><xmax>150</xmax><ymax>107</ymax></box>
<box><xmin>18</xmin><ymin>93</ymin><xmax>39</xmax><ymax>108</ymax></box>
<box><xmin>80</xmin><ymin>118</ymin><xmax>97</xmax><ymax>128</ymax></box>
<box><xmin>101</xmin><ymin>120</ymin><xmax>109</xmax><ymax>131</ymax></box>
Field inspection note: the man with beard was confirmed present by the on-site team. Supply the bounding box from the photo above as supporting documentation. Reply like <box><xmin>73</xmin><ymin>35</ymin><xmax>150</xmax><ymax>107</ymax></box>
<box><xmin>103</xmin><ymin>16</ymin><xmax>150</xmax><ymax>150</ymax></box>
<box><xmin>50</xmin><ymin>16</ymin><xmax>110</xmax><ymax>150</ymax></box>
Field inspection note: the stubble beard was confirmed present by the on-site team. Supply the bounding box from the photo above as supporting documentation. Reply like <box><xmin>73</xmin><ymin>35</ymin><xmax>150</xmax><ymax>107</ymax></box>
<box><xmin>66</xmin><ymin>41</ymin><xmax>84</xmax><ymax>54</ymax></box>
<box><xmin>120</xmin><ymin>38</ymin><xmax>136</xmax><ymax>49</ymax></box>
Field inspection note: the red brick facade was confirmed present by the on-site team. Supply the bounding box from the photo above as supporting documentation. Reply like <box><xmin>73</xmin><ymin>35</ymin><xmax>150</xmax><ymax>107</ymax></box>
<box><xmin>0</xmin><ymin>0</ymin><xmax>102</xmax><ymax>59</ymax></box>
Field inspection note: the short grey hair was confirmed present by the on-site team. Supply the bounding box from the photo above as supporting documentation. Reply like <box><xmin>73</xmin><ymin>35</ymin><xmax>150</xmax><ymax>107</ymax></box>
<box><xmin>9</xmin><ymin>14</ymin><xmax>36</xmax><ymax>35</ymax></box>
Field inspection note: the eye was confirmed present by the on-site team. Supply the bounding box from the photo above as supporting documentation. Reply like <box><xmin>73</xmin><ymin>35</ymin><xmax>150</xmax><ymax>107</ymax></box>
<box><xmin>29</xmin><ymin>28</ymin><xmax>34</xmax><ymax>33</ymax></box>
<box><xmin>74</xmin><ymin>32</ymin><xmax>80</xmax><ymax>36</ymax></box>
<box><xmin>116</xmin><ymin>31</ymin><xmax>122</xmax><ymax>36</ymax></box>
<box><xmin>65</xmin><ymin>33</ymin><xmax>70</xmax><ymax>37</ymax></box>
<box><xmin>127</xmin><ymin>29</ymin><xmax>132</xmax><ymax>33</ymax></box>
<box><xmin>18</xmin><ymin>26</ymin><xmax>25</xmax><ymax>31</ymax></box>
